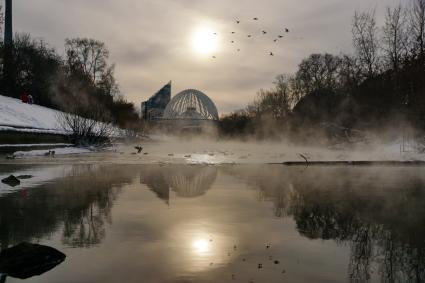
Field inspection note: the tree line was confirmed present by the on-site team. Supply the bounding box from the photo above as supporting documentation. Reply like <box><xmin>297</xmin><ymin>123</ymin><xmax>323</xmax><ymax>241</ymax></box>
<box><xmin>220</xmin><ymin>0</ymin><xmax>425</xmax><ymax>143</ymax></box>
<box><xmin>0</xmin><ymin>27</ymin><xmax>141</xmax><ymax>131</ymax></box>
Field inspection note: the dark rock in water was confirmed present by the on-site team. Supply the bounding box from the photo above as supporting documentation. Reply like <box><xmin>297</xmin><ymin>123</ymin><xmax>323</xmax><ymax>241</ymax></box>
<box><xmin>0</xmin><ymin>243</ymin><xmax>66</xmax><ymax>279</ymax></box>
<box><xmin>1</xmin><ymin>175</ymin><xmax>20</xmax><ymax>187</ymax></box>
<box><xmin>16</xmin><ymin>175</ymin><xmax>33</xmax><ymax>180</ymax></box>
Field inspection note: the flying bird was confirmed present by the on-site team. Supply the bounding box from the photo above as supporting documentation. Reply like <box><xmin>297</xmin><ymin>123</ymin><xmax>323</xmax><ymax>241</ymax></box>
<box><xmin>231</xmin><ymin>31</ymin><xmax>235</xmax><ymax>34</ymax></box>
<box><xmin>135</xmin><ymin>146</ymin><xmax>143</xmax><ymax>154</ymax></box>
<box><xmin>273</xmin><ymin>39</ymin><xmax>278</xmax><ymax>42</ymax></box>
<box><xmin>262</xmin><ymin>30</ymin><xmax>267</xmax><ymax>34</ymax></box>
<box><xmin>285</xmin><ymin>28</ymin><xmax>290</xmax><ymax>33</ymax></box>
<box><xmin>278</xmin><ymin>35</ymin><xmax>283</xmax><ymax>38</ymax></box>
<box><xmin>236</xmin><ymin>20</ymin><xmax>240</xmax><ymax>24</ymax></box>
<box><xmin>213</xmin><ymin>32</ymin><xmax>217</xmax><ymax>35</ymax></box>
<box><xmin>253</xmin><ymin>17</ymin><xmax>258</xmax><ymax>20</ymax></box>
<box><xmin>269</xmin><ymin>52</ymin><xmax>274</xmax><ymax>56</ymax></box>
<box><xmin>247</xmin><ymin>34</ymin><xmax>252</xmax><ymax>38</ymax></box>
<box><xmin>212</xmin><ymin>56</ymin><xmax>216</xmax><ymax>59</ymax></box>
<box><xmin>231</xmin><ymin>40</ymin><xmax>235</xmax><ymax>43</ymax></box>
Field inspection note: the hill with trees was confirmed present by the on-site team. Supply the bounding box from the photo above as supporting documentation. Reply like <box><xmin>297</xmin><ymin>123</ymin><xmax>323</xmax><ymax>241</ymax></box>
<box><xmin>220</xmin><ymin>0</ymin><xmax>425</xmax><ymax>144</ymax></box>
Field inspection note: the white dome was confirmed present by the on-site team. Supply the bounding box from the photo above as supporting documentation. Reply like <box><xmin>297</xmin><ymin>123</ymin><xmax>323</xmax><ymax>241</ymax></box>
<box><xmin>163</xmin><ymin>89</ymin><xmax>219</xmax><ymax>120</ymax></box>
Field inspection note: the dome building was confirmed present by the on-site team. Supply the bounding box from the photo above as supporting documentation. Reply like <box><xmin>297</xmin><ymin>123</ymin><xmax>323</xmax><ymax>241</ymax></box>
<box><xmin>163</xmin><ymin>89</ymin><xmax>219</xmax><ymax>121</ymax></box>
<box><xmin>160</xmin><ymin>89</ymin><xmax>219</xmax><ymax>133</ymax></box>
<box><xmin>141</xmin><ymin>85</ymin><xmax>219</xmax><ymax>133</ymax></box>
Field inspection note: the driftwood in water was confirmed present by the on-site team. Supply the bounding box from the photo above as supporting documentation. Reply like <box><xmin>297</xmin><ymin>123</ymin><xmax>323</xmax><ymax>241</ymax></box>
<box><xmin>0</xmin><ymin>243</ymin><xmax>66</xmax><ymax>279</ymax></box>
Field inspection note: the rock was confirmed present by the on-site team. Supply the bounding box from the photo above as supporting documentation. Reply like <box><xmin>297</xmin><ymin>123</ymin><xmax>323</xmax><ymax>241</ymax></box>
<box><xmin>0</xmin><ymin>243</ymin><xmax>66</xmax><ymax>279</ymax></box>
<box><xmin>1</xmin><ymin>175</ymin><xmax>20</xmax><ymax>187</ymax></box>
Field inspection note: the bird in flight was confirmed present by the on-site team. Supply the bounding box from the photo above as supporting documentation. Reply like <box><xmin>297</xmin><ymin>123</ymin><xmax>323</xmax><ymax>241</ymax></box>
<box><xmin>262</xmin><ymin>30</ymin><xmax>267</xmax><ymax>34</ymax></box>
<box><xmin>269</xmin><ymin>52</ymin><xmax>274</xmax><ymax>56</ymax></box>
<box><xmin>278</xmin><ymin>35</ymin><xmax>283</xmax><ymax>38</ymax></box>
<box><xmin>236</xmin><ymin>20</ymin><xmax>240</xmax><ymax>24</ymax></box>
<box><xmin>212</xmin><ymin>56</ymin><xmax>216</xmax><ymax>59</ymax></box>
<box><xmin>253</xmin><ymin>17</ymin><xmax>258</xmax><ymax>20</ymax></box>
<box><xmin>213</xmin><ymin>32</ymin><xmax>217</xmax><ymax>35</ymax></box>
<box><xmin>247</xmin><ymin>34</ymin><xmax>252</xmax><ymax>38</ymax></box>
<box><xmin>273</xmin><ymin>39</ymin><xmax>278</xmax><ymax>42</ymax></box>
<box><xmin>231</xmin><ymin>31</ymin><xmax>235</xmax><ymax>34</ymax></box>
<box><xmin>285</xmin><ymin>28</ymin><xmax>290</xmax><ymax>33</ymax></box>
<box><xmin>231</xmin><ymin>41</ymin><xmax>235</xmax><ymax>43</ymax></box>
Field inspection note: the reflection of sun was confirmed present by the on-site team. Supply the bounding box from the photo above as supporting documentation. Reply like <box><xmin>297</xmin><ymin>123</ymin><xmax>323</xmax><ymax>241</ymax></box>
<box><xmin>191</xmin><ymin>27</ymin><xmax>218</xmax><ymax>55</ymax></box>
<box><xmin>192</xmin><ymin>239</ymin><xmax>210</xmax><ymax>254</ymax></box>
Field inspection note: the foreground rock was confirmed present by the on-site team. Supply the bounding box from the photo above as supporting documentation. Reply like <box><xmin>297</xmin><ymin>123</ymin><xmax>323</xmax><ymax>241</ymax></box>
<box><xmin>1</xmin><ymin>175</ymin><xmax>20</xmax><ymax>187</ymax></box>
<box><xmin>0</xmin><ymin>243</ymin><xmax>66</xmax><ymax>279</ymax></box>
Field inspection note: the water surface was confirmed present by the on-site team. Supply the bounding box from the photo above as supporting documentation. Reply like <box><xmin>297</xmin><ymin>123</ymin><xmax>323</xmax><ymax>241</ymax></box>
<box><xmin>0</xmin><ymin>164</ymin><xmax>424</xmax><ymax>282</ymax></box>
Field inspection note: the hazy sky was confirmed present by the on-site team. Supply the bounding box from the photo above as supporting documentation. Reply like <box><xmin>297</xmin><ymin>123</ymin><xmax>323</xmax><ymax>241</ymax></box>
<box><xmin>13</xmin><ymin>0</ymin><xmax>400</xmax><ymax>113</ymax></box>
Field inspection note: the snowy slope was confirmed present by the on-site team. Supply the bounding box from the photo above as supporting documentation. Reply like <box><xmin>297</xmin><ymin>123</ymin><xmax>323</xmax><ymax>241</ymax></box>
<box><xmin>0</xmin><ymin>95</ymin><xmax>66</xmax><ymax>134</ymax></box>
<box><xmin>0</xmin><ymin>95</ymin><xmax>124</xmax><ymax>138</ymax></box>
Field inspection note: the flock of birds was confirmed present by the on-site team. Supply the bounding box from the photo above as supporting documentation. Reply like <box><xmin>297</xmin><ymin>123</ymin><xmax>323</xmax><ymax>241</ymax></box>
<box><xmin>211</xmin><ymin>17</ymin><xmax>291</xmax><ymax>59</ymax></box>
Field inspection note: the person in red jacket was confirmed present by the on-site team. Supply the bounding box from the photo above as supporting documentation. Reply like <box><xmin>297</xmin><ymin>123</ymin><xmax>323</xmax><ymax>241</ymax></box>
<box><xmin>20</xmin><ymin>91</ymin><xmax>29</xmax><ymax>103</ymax></box>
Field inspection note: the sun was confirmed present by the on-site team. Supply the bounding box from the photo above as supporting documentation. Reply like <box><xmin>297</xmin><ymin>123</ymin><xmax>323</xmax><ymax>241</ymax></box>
<box><xmin>191</xmin><ymin>27</ymin><xmax>218</xmax><ymax>55</ymax></box>
<box><xmin>192</xmin><ymin>239</ymin><xmax>210</xmax><ymax>254</ymax></box>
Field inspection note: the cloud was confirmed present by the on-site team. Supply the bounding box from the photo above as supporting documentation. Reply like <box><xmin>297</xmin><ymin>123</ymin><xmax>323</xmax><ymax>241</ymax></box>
<box><xmin>13</xmin><ymin>0</ymin><xmax>399</xmax><ymax>113</ymax></box>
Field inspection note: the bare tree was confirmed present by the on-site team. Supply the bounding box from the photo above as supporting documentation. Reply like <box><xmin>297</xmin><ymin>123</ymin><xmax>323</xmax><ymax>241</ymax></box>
<box><xmin>56</xmin><ymin>101</ymin><xmax>114</xmax><ymax>145</ymax></box>
<box><xmin>295</xmin><ymin>53</ymin><xmax>342</xmax><ymax>94</ymax></box>
<box><xmin>352</xmin><ymin>10</ymin><xmax>381</xmax><ymax>78</ymax></box>
<box><xmin>65</xmin><ymin>38</ymin><xmax>110</xmax><ymax>84</ymax></box>
<box><xmin>338</xmin><ymin>54</ymin><xmax>362</xmax><ymax>92</ymax></box>
<box><xmin>382</xmin><ymin>5</ymin><xmax>409</xmax><ymax>70</ymax></box>
<box><xmin>410</xmin><ymin>0</ymin><xmax>425</xmax><ymax>58</ymax></box>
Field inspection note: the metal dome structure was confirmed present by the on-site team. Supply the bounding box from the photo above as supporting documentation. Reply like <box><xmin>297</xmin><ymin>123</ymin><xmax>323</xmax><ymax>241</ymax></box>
<box><xmin>163</xmin><ymin>89</ymin><xmax>219</xmax><ymax>120</ymax></box>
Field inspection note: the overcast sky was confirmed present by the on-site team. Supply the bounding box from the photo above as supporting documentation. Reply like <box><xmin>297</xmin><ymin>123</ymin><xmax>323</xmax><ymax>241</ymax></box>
<box><xmin>13</xmin><ymin>0</ymin><xmax>400</xmax><ymax>113</ymax></box>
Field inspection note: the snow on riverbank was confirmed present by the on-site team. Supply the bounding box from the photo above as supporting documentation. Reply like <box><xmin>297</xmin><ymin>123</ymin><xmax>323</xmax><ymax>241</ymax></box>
<box><xmin>0</xmin><ymin>95</ymin><xmax>67</xmax><ymax>134</ymax></box>
<box><xmin>0</xmin><ymin>94</ymin><xmax>124</xmax><ymax>138</ymax></box>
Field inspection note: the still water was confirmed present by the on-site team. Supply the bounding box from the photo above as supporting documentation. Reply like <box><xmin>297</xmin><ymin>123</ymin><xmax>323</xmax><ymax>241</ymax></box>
<box><xmin>0</xmin><ymin>164</ymin><xmax>424</xmax><ymax>283</ymax></box>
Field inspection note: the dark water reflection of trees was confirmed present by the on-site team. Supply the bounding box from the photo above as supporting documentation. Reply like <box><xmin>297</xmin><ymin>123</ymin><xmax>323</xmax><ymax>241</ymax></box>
<box><xmin>0</xmin><ymin>165</ymin><xmax>137</xmax><ymax>250</ymax></box>
<box><xmin>226</xmin><ymin>165</ymin><xmax>425</xmax><ymax>283</ymax></box>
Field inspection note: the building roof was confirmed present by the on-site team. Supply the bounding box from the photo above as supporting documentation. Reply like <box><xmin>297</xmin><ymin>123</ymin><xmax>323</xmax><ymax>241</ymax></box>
<box><xmin>163</xmin><ymin>89</ymin><xmax>219</xmax><ymax>120</ymax></box>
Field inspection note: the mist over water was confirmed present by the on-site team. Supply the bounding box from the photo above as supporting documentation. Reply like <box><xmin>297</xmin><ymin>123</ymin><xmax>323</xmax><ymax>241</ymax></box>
<box><xmin>4</xmin><ymin>134</ymin><xmax>423</xmax><ymax>166</ymax></box>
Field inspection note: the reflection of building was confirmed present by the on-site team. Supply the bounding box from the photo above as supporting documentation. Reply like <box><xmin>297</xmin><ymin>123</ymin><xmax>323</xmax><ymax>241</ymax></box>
<box><xmin>139</xmin><ymin>165</ymin><xmax>217</xmax><ymax>203</ymax></box>
<box><xmin>141</xmin><ymin>81</ymin><xmax>171</xmax><ymax>121</ymax></box>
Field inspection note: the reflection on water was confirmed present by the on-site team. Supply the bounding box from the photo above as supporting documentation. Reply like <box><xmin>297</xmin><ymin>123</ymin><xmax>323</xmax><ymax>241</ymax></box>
<box><xmin>0</xmin><ymin>164</ymin><xmax>424</xmax><ymax>282</ymax></box>
<box><xmin>140</xmin><ymin>165</ymin><xmax>217</xmax><ymax>203</ymax></box>
<box><xmin>0</xmin><ymin>165</ymin><xmax>136</xmax><ymax>250</ymax></box>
